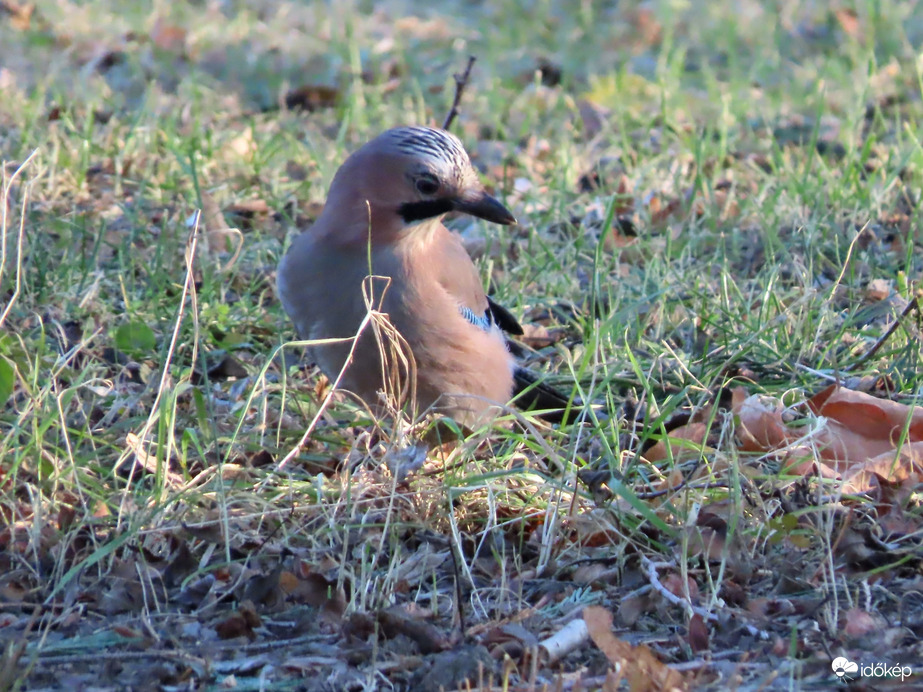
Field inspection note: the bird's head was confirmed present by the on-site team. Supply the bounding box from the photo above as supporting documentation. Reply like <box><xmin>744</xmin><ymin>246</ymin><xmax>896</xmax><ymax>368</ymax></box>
<box><xmin>323</xmin><ymin>126</ymin><xmax>516</xmax><ymax>243</ymax></box>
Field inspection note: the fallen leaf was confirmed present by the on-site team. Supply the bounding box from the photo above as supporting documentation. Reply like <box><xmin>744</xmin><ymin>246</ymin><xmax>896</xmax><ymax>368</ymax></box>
<box><xmin>584</xmin><ymin>606</ymin><xmax>687</xmax><ymax>691</ymax></box>
<box><xmin>660</xmin><ymin>572</ymin><xmax>699</xmax><ymax>602</ymax></box>
<box><xmin>734</xmin><ymin>394</ymin><xmax>796</xmax><ymax>452</ymax></box>
<box><xmin>808</xmin><ymin>385</ymin><xmax>923</xmax><ymax>445</ymax></box>
<box><xmin>687</xmin><ymin>613</ymin><xmax>709</xmax><ymax>652</ymax></box>
<box><xmin>840</xmin><ymin>444</ymin><xmax>923</xmax><ymax>494</ymax></box>
<box><xmin>377</xmin><ymin>608</ymin><xmax>451</xmax><ymax>654</ymax></box>
<box><xmin>735</xmin><ymin>387</ymin><xmax>923</xmax><ymax>492</ymax></box>
<box><xmin>843</xmin><ymin>607</ymin><xmax>884</xmax><ymax>639</ymax></box>
<box><xmin>215</xmin><ymin>611</ymin><xmax>257</xmax><ymax>640</ymax></box>
<box><xmin>645</xmin><ymin>422</ymin><xmax>708</xmax><ymax>463</ymax></box>
<box><xmin>287</xmin><ymin>570</ymin><xmax>347</xmax><ymax>618</ymax></box>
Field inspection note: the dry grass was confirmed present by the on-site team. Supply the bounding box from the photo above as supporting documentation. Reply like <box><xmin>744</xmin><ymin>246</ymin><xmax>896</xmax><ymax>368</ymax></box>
<box><xmin>1</xmin><ymin>0</ymin><xmax>922</xmax><ymax>690</ymax></box>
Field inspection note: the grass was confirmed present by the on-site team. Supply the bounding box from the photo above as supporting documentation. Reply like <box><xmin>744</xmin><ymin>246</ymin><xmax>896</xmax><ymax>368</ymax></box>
<box><xmin>1</xmin><ymin>0</ymin><xmax>922</xmax><ymax>689</ymax></box>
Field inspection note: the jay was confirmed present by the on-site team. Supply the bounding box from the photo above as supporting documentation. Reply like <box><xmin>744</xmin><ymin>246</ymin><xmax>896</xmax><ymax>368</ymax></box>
<box><xmin>278</xmin><ymin>126</ymin><xmax>564</xmax><ymax>426</ymax></box>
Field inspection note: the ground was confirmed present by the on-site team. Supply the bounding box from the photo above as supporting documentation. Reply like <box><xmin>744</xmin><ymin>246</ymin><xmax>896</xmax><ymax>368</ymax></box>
<box><xmin>0</xmin><ymin>0</ymin><xmax>922</xmax><ymax>690</ymax></box>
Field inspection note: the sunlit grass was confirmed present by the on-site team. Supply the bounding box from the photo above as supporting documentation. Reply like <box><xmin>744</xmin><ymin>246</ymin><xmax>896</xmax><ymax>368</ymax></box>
<box><xmin>1</xmin><ymin>0</ymin><xmax>921</xmax><ymax>689</ymax></box>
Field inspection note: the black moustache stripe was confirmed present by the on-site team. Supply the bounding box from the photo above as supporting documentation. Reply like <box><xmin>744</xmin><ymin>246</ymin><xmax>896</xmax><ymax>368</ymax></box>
<box><xmin>398</xmin><ymin>199</ymin><xmax>455</xmax><ymax>223</ymax></box>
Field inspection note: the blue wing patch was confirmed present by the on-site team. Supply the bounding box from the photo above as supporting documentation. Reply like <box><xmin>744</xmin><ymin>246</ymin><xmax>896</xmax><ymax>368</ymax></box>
<box><xmin>458</xmin><ymin>305</ymin><xmax>492</xmax><ymax>332</ymax></box>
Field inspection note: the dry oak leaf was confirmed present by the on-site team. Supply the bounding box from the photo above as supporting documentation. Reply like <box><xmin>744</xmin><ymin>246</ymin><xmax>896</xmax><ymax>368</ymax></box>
<box><xmin>840</xmin><ymin>443</ymin><xmax>923</xmax><ymax>495</ymax></box>
<box><xmin>735</xmin><ymin>385</ymin><xmax>923</xmax><ymax>493</ymax></box>
<box><xmin>808</xmin><ymin>384</ymin><xmax>923</xmax><ymax>444</ymax></box>
<box><xmin>584</xmin><ymin>606</ymin><xmax>686</xmax><ymax>692</ymax></box>
<box><xmin>735</xmin><ymin>393</ymin><xmax>797</xmax><ymax>452</ymax></box>
<box><xmin>644</xmin><ymin>422</ymin><xmax>708</xmax><ymax>464</ymax></box>
<box><xmin>808</xmin><ymin>385</ymin><xmax>923</xmax><ymax>489</ymax></box>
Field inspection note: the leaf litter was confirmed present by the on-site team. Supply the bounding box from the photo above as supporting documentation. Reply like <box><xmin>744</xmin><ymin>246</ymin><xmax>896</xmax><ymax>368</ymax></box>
<box><xmin>2</xmin><ymin>0</ymin><xmax>923</xmax><ymax>690</ymax></box>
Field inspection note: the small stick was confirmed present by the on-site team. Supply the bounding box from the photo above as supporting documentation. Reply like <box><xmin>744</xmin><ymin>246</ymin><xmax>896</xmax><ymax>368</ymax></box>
<box><xmin>449</xmin><ymin>533</ymin><xmax>467</xmax><ymax>636</ymax></box>
<box><xmin>848</xmin><ymin>296</ymin><xmax>919</xmax><ymax>371</ymax></box>
<box><xmin>442</xmin><ymin>55</ymin><xmax>477</xmax><ymax>131</ymax></box>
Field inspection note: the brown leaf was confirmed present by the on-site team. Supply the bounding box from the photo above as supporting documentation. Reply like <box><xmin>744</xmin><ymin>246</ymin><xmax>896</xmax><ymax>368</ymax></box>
<box><xmin>229</xmin><ymin>197</ymin><xmax>270</xmax><ymax>214</ymax></box>
<box><xmin>215</xmin><ymin>612</ymin><xmax>257</xmax><ymax>640</ymax></box>
<box><xmin>605</xmin><ymin>214</ymin><xmax>640</xmax><ymax>252</ymax></box>
<box><xmin>735</xmin><ymin>385</ymin><xmax>923</xmax><ymax>490</ymax></box>
<box><xmin>238</xmin><ymin>600</ymin><xmax>262</xmax><ymax>628</ymax></box>
<box><xmin>181</xmin><ymin>518</ymin><xmax>225</xmax><ymax>543</ymax></box>
<box><xmin>644</xmin><ymin>422</ymin><xmax>708</xmax><ymax>463</ymax></box>
<box><xmin>57</xmin><ymin>504</ymin><xmax>76</xmax><ymax>532</ymax></box>
<box><xmin>572</xmin><ymin>562</ymin><xmax>613</xmax><ymax>585</ymax></box>
<box><xmin>648</xmin><ymin>193</ymin><xmax>683</xmax><ymax>229</ymax></box>
<box><xmin>687</xmin><ymin>614</ymin><xmax>709</xmax><ymax>652</ymax></box>
<box><xmin>686</xmin><ymin>525</ymin><xmax>725</xmax><ymax>563</ymax></box>
<box><xmin>287</xmin><ymin>571</ymin><xmax>347</xmax><ymax>618</ymax></box>
<box><xmin>660</xmin><ymin>573</ymin><xmax>699</xmax><ymax>602</ymax></box>
<box><xmin>747</xmin><ymin>597</ymin><xmax>795</xmax><ymax>620</ymax></box>
<box><xmin>843</xmin><ymin>607</ymin><xmax>884</xmax><ymax>640</ymax></box>
<box><xmin>720</xmin><ymin>580</ymin><xmax>747</xmax><ymax>607</ymax></box>
<box><xmin>225</xmin><ymin>198</ymin><xmax>271</xmax><ymax>231</ymax></box>
<box><xmin>734</xmin><ymin>394</ymin><xmax>797</xmax><ymax>452</ymax></box>
<box><xmin>377</xmin><ymin>608</ymin><xmax>451</xmax><ymax>654</ymax></box>
<box><xmin>200</xmin><ymin>189</ymin><xmax>238</xmax><ymax>252</ymax></box>
<box><xmin>840</xmin><ymin>444</ymin><xmax>923</xmax><ymax>494</ymax></box>
<box><xmin>808</xmin><ymin>385</ymin><xmax>923</xmax><ymax>445</ymax></box>
<box><xmin>584</xmin><ymin>606</ymin><xmax>687</xmax><ymax>691</ymax></box>
<box><xmin>163</xmin><ymin>537</ymin><xmax>197</xmax><ymax>587</ymax></box>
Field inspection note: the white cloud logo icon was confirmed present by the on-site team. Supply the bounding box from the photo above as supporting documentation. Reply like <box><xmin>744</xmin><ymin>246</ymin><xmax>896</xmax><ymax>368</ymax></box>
<box><xmin>831</xmin><ymin>657</ymin><xmax>859</xmax><ymax>678</ymax></box>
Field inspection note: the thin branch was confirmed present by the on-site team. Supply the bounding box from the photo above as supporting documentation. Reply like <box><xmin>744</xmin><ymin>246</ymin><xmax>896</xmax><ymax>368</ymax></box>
<box><xmin>442</xmin><ymin>55</ymin><xmax>477</xmax><ymax>131</ymax></box>
<box><xmin>848</xmin><ymin>296</ymin><xmax>919</xmax><ymax>371</ymax></box>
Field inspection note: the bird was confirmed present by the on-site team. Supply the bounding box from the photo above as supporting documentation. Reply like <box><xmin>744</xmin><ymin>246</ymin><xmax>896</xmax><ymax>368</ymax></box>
<box><xmin>277</xmin><ymin>125</ymin><xmax>529</xmax><ymax>427</ymax></box>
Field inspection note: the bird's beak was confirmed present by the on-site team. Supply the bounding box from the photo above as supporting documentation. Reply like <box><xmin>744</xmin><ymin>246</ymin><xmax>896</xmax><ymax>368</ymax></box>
<box><xmin>454</xmin><ymin>191</ymin><xmax>516</xmax><ymax>225</ymax></box>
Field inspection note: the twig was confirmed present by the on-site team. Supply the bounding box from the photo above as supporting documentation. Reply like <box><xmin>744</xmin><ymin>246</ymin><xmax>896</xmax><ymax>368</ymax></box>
<box><xmin>442</xmin><ymin>55</ymin><xmax>477</xmax><ymax>131</ymax></box>
<box><xmin>642</xmin><ymin>557</ymin><xmax>772</xmax><ymax>641</ymax></box>
<box><xmin>449</xmin><ymin>520</ymin><xmax>468</xmax><ymax>636</ymax></box>
<box><xmin>848</xmin><ymin>296</ymin><xmax>919</xmax><ymax>371</ymax></box>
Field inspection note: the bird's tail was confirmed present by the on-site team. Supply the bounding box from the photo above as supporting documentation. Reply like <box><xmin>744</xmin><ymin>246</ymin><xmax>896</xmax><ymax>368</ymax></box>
<box><xmin>512</xmin><ymin>366</ymin><xmax>599</xmax><ymax>424</ymax></box>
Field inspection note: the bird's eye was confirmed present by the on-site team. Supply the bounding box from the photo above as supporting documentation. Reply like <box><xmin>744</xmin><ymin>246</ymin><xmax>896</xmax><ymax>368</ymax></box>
<box><xmin>415</xmin><ymin>175</ymin><xmax>440</xmax><ymax>196</ymax></box>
